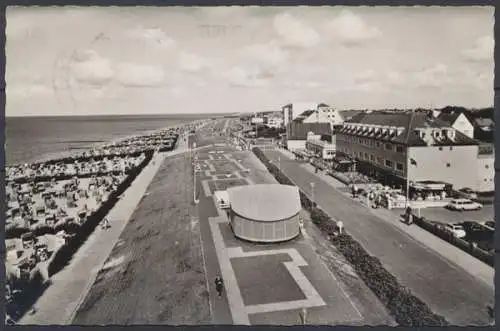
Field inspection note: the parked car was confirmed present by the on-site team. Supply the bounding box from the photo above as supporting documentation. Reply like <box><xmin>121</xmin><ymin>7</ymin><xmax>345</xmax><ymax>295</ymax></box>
<box><xmin>446</xmin><ymin>199</ymin><xmax>483</xmax><ymax>211</ymax></box>
<box><xmin>444</xmin><ymin>224</ymin><xmax>467</xmax><ymax>238</ymax></box>
<box><xmin>458</xmin><ymin>188</ymin><xmax>478</xmax><ymax>200</ymax></box>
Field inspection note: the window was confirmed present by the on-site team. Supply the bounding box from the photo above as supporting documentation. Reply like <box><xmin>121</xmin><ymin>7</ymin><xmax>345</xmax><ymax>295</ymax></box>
<box><xmin>370</xmin><ymin>154</ymin><xmax>374</xmax><ymax>161</ymax></box>
<box><xmin>364</xmin><ymin>152</ymin><xmax>368</xmax><ymax>159</ymax></box>
<box><xmin>385</xmin><ymin>160</ymin><xmax>393</xmax><ymax>168</ymax></box>
<box><xmin>439</xmin><ymin>147</ymin><xmax>443</xmax><ymax>151</ymax></box>
<box><xmin>376</xmin><ymin>142</ymin><xmax>381</xmax><ymax>148</ymax></box>
<box><xmin>396</xmin><ymin>163</ymin><xmax>404</xmax><ymax>171</ymax></box>
<box><xmin>377</xmin><ymin>156</ymin><xmax>383</xmax><ymax>164</ymax></box>
<box><xmin>485</xmin><ymin>165</ymin><xmax>489</xmax><ymax>169</ymax></box>
<box><xmin>446</xmin><ymin>163</ymin><xmax>451</xmax><ymax>167</ymax></box>
<box><xmin>385</xmin><ymin>143</ymin><xmax>392</xmax><ymax>150</ymax></box>
<box><xmin>449</xmin><ymin>147</ymin><xmax>453</xmax><ymax>151</ymax></box>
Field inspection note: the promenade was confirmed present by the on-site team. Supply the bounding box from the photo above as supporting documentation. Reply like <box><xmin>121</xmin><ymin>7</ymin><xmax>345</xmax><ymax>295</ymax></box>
<box><xmin>19</xmin><ymin>135</ymin><xmax>191</xmax><ymax>325</ymax></box>
<box><xmin>264</xmin><ymin>149</ymin><xmax>493</xmax><ymax>326</ymax></box>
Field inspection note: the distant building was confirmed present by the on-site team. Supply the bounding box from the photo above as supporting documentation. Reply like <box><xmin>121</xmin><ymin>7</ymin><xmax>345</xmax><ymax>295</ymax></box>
<box><xmin>336</xmin><ymin>111</ymin><xmax>487</xmax><ymax>191</ymax></box>
<box><xmin>282</xmin><ymin>102</ymin><xmax>319</xmax><ymax>127</ymax></box>
<box><xmin>437</xmin><ymin>112</ymin><xmax>474</xmax><ymax>139</ymax></box>
<box><xmin>286</xmin><ymin>122</ymin><xmax>332</xmax><ymax>151</ymax></box>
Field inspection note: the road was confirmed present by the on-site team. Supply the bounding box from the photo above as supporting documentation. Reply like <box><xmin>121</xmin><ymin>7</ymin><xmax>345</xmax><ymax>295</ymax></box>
<box><xmin>264</xmin><ymin>150</ymin><xmax>494</xmax><ymax>326</ymax></box>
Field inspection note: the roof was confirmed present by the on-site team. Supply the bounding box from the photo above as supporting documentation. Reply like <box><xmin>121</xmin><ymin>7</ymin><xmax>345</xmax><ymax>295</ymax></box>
<box><xmin>228</xmin><ymin>184</ymin><xmax>301</xmax><ymax>222</ymax></box>
<box><xmin>297</xmin><ymin>110</ymin><xmax>315</xmax><ymax>118</ymax></box>
<box><xmin>437</xmin><ymin>112</ymin><xmax>461</xmax><ymax>124</ymax></box>
<box><xmin>339</xmin><ymin>109</ymin><xmax>366</xmax><ymax>121</ymax></box>
<box><xmin>287</xmin><ymin>122</ymin><xmax>332</xmax><ymax>140</ymax></box>
<box><xmin>340</xmin><ymin>111</ymin><xmax>478</xmax><ymax>147</ymax></box>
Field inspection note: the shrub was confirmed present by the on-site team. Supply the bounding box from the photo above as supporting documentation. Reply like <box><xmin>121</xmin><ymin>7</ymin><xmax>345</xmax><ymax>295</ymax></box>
<box><xmin>251</xmin><ymin>147</ymin><xmax>449</xmax><ymax>327</ymax></box>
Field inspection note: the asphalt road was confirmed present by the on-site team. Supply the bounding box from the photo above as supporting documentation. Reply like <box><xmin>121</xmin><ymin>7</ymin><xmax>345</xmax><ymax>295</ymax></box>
<box><xmin>264</xmin><ymin>150</ymin><xmax>494</xmax><ymax>326</ymax></box>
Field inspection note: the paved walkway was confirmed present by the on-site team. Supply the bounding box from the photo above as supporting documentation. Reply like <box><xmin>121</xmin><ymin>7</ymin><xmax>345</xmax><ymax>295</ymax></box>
<box><xmin>265</xmin><ymin>150</ymin><xmax>493</xmax><ymax>326</ymax></box>
<box><xmin>20</xmin><ymin>139</ymin><xmax>191</xmax><ymax>325</ymax></box>
<box><xmin>282</xmin><ymin>150</ymin><xmax>494</xmax><ymax>288</ymax></box>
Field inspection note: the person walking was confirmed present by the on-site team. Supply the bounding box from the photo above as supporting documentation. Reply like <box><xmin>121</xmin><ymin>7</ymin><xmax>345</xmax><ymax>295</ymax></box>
<box><xmin>215</xmin><ymin>275</ymin><xmax>224</xmax><ymax>298</ymax></box>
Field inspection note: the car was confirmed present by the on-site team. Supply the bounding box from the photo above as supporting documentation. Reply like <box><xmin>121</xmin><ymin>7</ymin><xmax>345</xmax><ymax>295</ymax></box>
<box><xmin>444</xmin><ymin>224</ymin><xmax>467</xmax><ymax>238</ymax></box>
<box><xmin>458</xmin><ymin>188</ymin><xmax>478</xmax><ymax>200</ymax></box>
<box><xmin>446</xmin><ymin>199</ymin><xmax>483</xmax><ymax>211</ymax></box>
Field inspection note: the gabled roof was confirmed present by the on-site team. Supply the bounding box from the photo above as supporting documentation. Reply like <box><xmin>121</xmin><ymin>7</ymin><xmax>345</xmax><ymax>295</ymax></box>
<box><xmin>287</xmin><ymin>122</ymin><xmax>332</xmax><ymax>140</ymax></box>
<box><xmin>298</xmin><ymin>110</ymin><xmax>315</xmax><ymax>118</ymax></box>
<box><xmin>437</xmin><ymin>112</ymin><xmax>462</xmax><ymax>125</ymax></box>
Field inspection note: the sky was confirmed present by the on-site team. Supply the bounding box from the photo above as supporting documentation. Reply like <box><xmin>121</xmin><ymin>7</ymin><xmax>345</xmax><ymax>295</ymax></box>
<box><xmin>5</xmin><ymin>6</ymin><xmax>495</xmax><ymax>117</ymax></box>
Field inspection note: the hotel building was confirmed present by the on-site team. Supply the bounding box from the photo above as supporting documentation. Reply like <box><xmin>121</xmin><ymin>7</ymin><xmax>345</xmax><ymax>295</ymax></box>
<box><xmin>335</xmin><ymin>111</ymin><xmax>489</xmax><ymax>192</ymax></box>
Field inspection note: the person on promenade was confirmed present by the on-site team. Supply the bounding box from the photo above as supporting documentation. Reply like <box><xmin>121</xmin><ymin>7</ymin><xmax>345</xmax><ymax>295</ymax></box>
<box><xmin>215</xmin><ymin>275</ymin><xmax>224</xmax><ymax>298</ymax></box>
<box><xmin>101</xmin><ymin>217</ymin><xmax>110</xmax><ymax>230</ymax></box>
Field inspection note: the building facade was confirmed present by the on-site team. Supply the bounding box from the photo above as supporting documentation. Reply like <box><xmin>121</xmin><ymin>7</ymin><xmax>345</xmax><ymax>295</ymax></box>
<box><xmin>336</xmin><ymin>111</ymin><xmax>481</xmax><ymax>191</ymax></box>
<box><xmin>286</xmin><ymin>122</ymin><xmax>332</xmax><ymax>151</ymax></box>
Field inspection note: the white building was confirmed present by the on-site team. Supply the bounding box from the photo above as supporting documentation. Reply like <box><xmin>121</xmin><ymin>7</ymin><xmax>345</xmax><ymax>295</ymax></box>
<box><xmin>437</xmin><ymin>112</ymin><xmax>475</xmax><ymax>139</ymax></box>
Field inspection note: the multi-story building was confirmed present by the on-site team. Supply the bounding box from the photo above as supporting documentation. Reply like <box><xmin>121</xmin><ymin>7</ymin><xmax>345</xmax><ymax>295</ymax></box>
<box><xmin>286</xmin><ymin>122</ymin><xmax>332</xmax><ymax>151</ymax></box>
<box><xmin>293</xmin><ymin>104</ymin><xmax>345</xmax><ymax>130</ymax></box>
<box><xmin>336</xmin><ymin>111</ymin><xmax>485</xmax><ymax>191</ymax></box>
<box><xmin>282</xmin><ymin>102</ymin><xmax>321</xmax><ymax>127</ymax></box>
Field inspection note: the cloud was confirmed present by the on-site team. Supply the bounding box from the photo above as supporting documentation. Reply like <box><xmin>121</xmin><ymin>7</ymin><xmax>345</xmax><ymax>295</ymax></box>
<box><xmin>178</xmin><ymin>51</ymin><xmax>210</xmax><ymax>73</ymax></box>
<box><xmin>413</xmin><ymin>64</ymin><xmax>449</xmax><ymax>88</ymax></box>
<box><xmin>224</xmin><ymin>66</ymin><xmax>269</xmax><ymax>88</ymax></box>
<box><xmin>325</xmin><ymin>9</ymin><xmax>382</xmax><ymax>45</ymax></box>
<box><xmin>462</xmin><ymin>36</ymin><xmax>494</xmax><ymax>62</ymax></box>
<box><xmin>125</xmin><ymin>27</ymin><xmax>176</xmax><ymax>49</ymax></box>
<box><xmin>70</xmin><ymin>50</ymin><xmax>114</xmax><ymax>86</ymax></box>
<box><xmin>273</xmin><ymin>13</ymin><xmax>320</xmax><ymax>48</ymax></box>
<box><xmin>115</xmin><ymin>62</ymin><xmax>165</xmax><ymax>87</ymax></box>
<box><xmin>353</xmin><ymin>69</ymin><xmax>377</xmax><ymax>84</ymax></box>
<box><xmin>7</xmin><ymin>84</ymin><xmax>53</xmax><ymax>98</ymax></box>
<box><xmin>70</xmin><ymin>49</ymin><xmax>165</xmax><ymax>87</ymax></box>
<box><xmin>242</xmin><ymin>41</ymin><xmax>289</xmax><ymax>68</ymax></box>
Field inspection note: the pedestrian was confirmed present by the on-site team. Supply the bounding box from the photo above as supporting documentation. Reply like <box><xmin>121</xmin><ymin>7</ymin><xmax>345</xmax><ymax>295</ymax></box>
<box><xmin>215</xmin><ymin>275</ymin><xmax>224</xmax><ymax>298</ymax></box>
<box><xmin>101</xmin><ymin>217</ymin><xmax>110</xmax><ymax>230</ymax></box>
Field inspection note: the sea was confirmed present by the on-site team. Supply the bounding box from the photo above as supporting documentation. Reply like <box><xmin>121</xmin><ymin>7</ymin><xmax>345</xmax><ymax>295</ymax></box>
<box><xmin>5</xmin><ymin>114</ymin><xmax>214</xmax><ymax>166</ymax></box>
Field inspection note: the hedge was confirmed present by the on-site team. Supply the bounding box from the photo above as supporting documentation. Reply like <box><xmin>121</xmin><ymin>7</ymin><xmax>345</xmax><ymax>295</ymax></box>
<box><xmin>412</xmin><ymin>215</ymin><xmax>494</xmax><ymax>267</ymax></box>
<box><xmin>47</xmin><ymin>149</ymin><xmax>154</xmax><ymax>276</ymax></box>
<box><xmin>252</xmin><ymin>147</ymin><xmax>449</xmax><ymax>327</ymax></box>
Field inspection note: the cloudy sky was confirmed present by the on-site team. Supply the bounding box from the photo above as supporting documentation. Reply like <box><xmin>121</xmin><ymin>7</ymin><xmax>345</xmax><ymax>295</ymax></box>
<box><xmin>6</xmin><ymin>6</ymin><xmax>494</xmax><ymax>117</ymax></box>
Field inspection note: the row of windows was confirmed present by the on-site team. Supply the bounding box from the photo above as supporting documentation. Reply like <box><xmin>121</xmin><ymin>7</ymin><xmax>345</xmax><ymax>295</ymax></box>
<box><xmin>341</xmin><ymin>135</ymin><xmax>405</xmax><ymax>153</ymax></box>
<box><xmin>339</xmin><ymin>147</ymin><xmax>405</xmax><ymax>172</ymax></box>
